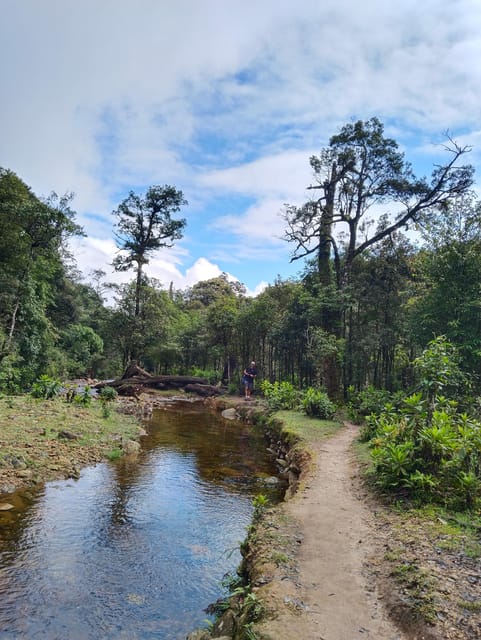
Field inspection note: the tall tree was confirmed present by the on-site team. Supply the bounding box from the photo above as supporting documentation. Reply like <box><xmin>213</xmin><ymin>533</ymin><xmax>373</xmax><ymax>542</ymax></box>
<box><xmin>283</xmin><ymin>119</ymin><xmax>474</xmax><ymax>396</ymax></box>
<box><xmin>407</xmin><ymin>195</ymin><xmax>481</xmax><ymax>378</ymax></box>
<box><xmin>284</xmin><ymin>118</ymin><xmax>474</xmax><ymax>288</ymax></box>
<box><xmin>0</xmin><ymin>169</ymin><xmax>82</xmax><ymax>383</ymax></box>
<box><xmin>112</xmin><ymin>185</ymin><xmax>187</xmax><ymax>319</ymax></box>
<box><xmin>345</xmin><ymin>232</ymin><xmax>414</xmax><ymax>390</ymax></box>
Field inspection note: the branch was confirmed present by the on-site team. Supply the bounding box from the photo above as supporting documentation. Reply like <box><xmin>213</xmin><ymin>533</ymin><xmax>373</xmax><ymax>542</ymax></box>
<box><xmin>352</xmin><ymin>143</ymin><xmax>473</xmax><ymax>260</ymax></box>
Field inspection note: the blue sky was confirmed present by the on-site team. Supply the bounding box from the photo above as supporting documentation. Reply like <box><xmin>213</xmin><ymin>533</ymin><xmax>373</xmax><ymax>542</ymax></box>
<box><xmin>1</xmin><ymin>0</ymin><xmax>480</xmax><ymax>296</ymax></box>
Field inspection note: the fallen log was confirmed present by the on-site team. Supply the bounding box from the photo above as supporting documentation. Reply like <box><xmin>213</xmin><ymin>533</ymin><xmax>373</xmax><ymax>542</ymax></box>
<box><xmin>95</xmin><ymin>375</ymin><xmax>209</xmax><ymax>389</ymax></box>
<box><xmin>184</xmin><ymin>383</ymin><xmax>223</xmax><ymax>397</ymax></box>
<box><xmin>121</xmin><ymin>363</ymin><xmax>152</xmax><ymax>379</ymax></box>
<box><xmin>94</xmin><ymin>374</ymin><xmax>224</xmax><ymax>397</ymax></box>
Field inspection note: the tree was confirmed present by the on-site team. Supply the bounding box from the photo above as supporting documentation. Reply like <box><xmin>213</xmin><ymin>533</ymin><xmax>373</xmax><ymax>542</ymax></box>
<box><xmin>182</xmin><ymin>275</ymin><xmax>247</xmax><ymax>381</ymax></box>
<box><xmin>283</xmin><ymin>119</ymin><xmax>474</xmax><ymax>396</ymax></box>
<box><xmin>345</xmin><ymin>232</ymin><xmax>414</xmax><ymax>390</ymax></box>
<box><xmin>284</xmin><ymin>118</ymin><xmax>474</xmax><ymax>288</ymax></box>
<box><xmin>0</xmin><ymin>169</ymin><xmax>83</xmax><ymax>384</ymax></box>
<box><xmin>184</xmin><ymin>274</ymin><xmax>245</xmax><ymax>308</ymax></box>
<box><xmin>407</xmin><ymin>195</ymin><xmax>481</xmax><ymax>378</ymax></box>
<box><xmin>112</xmin><ymin>185</ymin><xmax>187</xmax><ymax>318</ymax></box>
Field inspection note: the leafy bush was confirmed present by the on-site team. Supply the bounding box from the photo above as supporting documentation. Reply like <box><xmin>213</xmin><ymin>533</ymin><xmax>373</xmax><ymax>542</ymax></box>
<box><xmin>371</xmin><ymin>441</ymin><xmax>415</xmax><ymax>489</ymax></box>
<box><xmin>227</xmin><ymin>382</ymin><xmax>239</xmax><ymax>395</ymax></box>
<box><xmin>301</xmin><ymin>387</ymin><xmax>336</xmax><ymax>419</ymax></box>
<box><xmin>189</xmin><ymin>367</ymin><xmax>220</xmax><ymax>385</ymax></box>
<box><xmin>99</xmin><ymin>386</ymin><xmax>118</xmax><ymax>403</ymax></box>
<box><xmin>347</xmin><ymin>385</ymin><xmax>392</xmax><ymax>423</ymax></box>
<box><xmin>74</xmin><ymin>385</ymin><xmax>92</xmax><ymax>406</ymax></box>
<box><xmin>99</xmin><ymin>386</ymin><xmax>118</xmax><ymax>418</ymax></box>
<box><xmin>0</xmin><ymin>355</ymin><xmax>23</xmax><ymax>394</ymax></box>
<box><xmin>31</xmin><ymin>375</ymin><xmax>62</xmax><ymax>400</ymax></box>
<box><xmin>363</xmin><ymin>338</ymin><xmax>481</xmax><ymax>509</ymax></box>
<box><xmin>367</xmin><ymin>405</ymin><xmax>481</xmax><ymax>507</ymax></box>
<box><xmin>260</xmin><ymin>380</ymin><xmax>299</xmax><ymax>410</ymax></box>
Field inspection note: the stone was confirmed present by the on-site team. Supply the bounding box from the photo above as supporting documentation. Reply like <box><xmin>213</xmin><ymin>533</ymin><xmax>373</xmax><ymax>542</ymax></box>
<box><xmin>185</xmin><ymin>631</ymin><xmax>210</xmax><ymax>640</ymax></box>
<box><xmin>16</xmin><ymin>469</ymin><xmax>32</xmax><ymax>478</ymax></box>
<box><xmin>221</xmin><ymin>407</ymin><xmax>238</xmax><ymax>420</ymax></box>
<box><xmin>212</xmin><ymin>609</ymin><xmax>236</xmax><ymax>637</ymax></box>
<box><xmin>262</xmin><ymin>476</ymin><xmax>281</xmax><ymax>485</ymax></box>
<box><xmin>122</xmin><ymin>439</ymin><xmax>141</xmax><ymax>455</ymax></box>
<box><xmin>0</xmin><ymin>503</ymin><xmax>15</xmax><ymax>511</ymax></box>
<box><xmin>57</xmin><ymin>430</ymin><xmax>79</xmax><ymax>440</ymax></box>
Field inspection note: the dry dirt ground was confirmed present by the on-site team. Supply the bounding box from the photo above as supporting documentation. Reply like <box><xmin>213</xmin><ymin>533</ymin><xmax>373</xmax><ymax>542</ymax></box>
<box><xmin>250</xmin><ymin>422</ymin><xmax>480</xmax><ymax>640</ymax></box>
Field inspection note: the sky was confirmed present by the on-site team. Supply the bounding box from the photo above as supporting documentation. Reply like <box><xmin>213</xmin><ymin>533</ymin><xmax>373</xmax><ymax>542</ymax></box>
<box><xmin>1</xmin><ymin>0</ymin><xmax>480</xmax><ymax>297</ymax></box>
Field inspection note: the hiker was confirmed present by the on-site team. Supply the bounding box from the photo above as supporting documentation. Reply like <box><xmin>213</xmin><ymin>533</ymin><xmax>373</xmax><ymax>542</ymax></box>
<box><xmin>242</xmin><ymin>361</ymin><xmax>257</xmax><ymax>400</ymax></box>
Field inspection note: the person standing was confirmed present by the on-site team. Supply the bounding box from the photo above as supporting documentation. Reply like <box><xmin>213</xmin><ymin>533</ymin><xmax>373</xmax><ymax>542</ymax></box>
<box><xmin>243</xmin><ymin>361</ymin><xmax>257</xmax><ymax>400</ymax></box>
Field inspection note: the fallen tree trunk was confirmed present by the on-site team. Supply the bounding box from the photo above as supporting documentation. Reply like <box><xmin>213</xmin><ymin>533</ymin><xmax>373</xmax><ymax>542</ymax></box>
<box><xmin>95</xmin><ymin>375</ymin><xmax>208</xmax><ymax>389</ymax></box>
<box><xmin>184</xmin><ymin>383</ymin><xmax>223</xmax><ymax>397</ymax></box>
<box><xmin>121</xmin><ymin>364</ymin><xmax>152</xmax><ymax>379</ymax></box>
<box><xmin>94</xmin><ymin>374</ymin><xmax>224</xmax><ymax>397</ymax></box>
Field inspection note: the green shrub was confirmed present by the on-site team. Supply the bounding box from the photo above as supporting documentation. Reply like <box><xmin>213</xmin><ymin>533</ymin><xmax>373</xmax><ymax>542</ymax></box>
<box><xmin>371</xmin><ymin>441</ymin><xmax>415</xmax><ymax>489</ymax></box>
<box><xmin>0</xmin><ymin>355</ymin><xmax>22</xmax><ymax>394</ymax></box>
<box><xmin>31</xmin><ymin>375</ymin><xmax>62</xmax><ymax>400</ymax></box>
<box><xmin>74</xmin><ymin>385</ymin><xmax>92</xmax><ymax>406</ymax></box>
<box><xmin>99</xmin><ymin>386</ymin><xmax>118</xmax><ymax>403</ymax></box>
<box><xmin>99</xmin><ymin>386</ymin><xmax>118</xmax><ymax>419</ymax></box>
<box><xmin>189</xmin><ymin>367</ymin><xmax>220</xmax><ymax>385</ymax></box>
<box><xmin>107</xmin><ymin>448</ymin><xmax>122</xmax><ymax>461</ymax></box>
<box><xmin>227</xmin><ymin>382</ymin><xmax>239</xmax><ymax>395</ymax></box>
<box><xmin>347</xmin><ymin>385</ymin><xmax>392</xmax><ymax>423</ymax></box>
<box><xmin>260</xmin><ymin>380</ymin><xmax>299</xmax><ymax>410</ymax></box>
<box><xmin>366</xmin><ymin>397</ymin><xmax>481</xmax><ymax>508</ymax></box>
<box><xmin>358</xmin><ymin>339</ymin><xmax>481</xmax><ymax>508</ymax></box>
<box><xmin>301</xmin><ymin>387</ymin><xmax>336</xmax><ymax>419</ymax></box>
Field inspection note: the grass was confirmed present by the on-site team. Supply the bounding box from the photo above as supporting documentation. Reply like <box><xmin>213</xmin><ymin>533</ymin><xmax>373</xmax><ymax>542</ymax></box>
<box><xmin>271</xmin><ymin>410</ymin><xmax>342</xmax><ymax>444</ymax></box>
<box><xmin>390</xmin><ymin>561</ymin><xmax>437</xmax><ymax>622</ymax></box>
<box><xmin>458</xmin><ymin>600</ymin><xmax>481</xmax><ymax>612</ymax></box>
<box><xmin>388</xmin><ymin>504</ymin><xmax>481</xmax><ymax>558</ymax></box>
<box><xmin>0</xmin><ymin>394</ymin><xmax>140</xmax><ymax>485</ymax></box>
<box><xmin>270</xmin><ymin>551</ymin><xmax>289</xmax><ymax>566</ymax></box>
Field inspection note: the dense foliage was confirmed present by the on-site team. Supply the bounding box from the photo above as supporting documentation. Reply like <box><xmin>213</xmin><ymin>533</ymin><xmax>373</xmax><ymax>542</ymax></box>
<box><xmin>2</xmin><ymin>118</ymin><xmax>481</xmax><ymax>508</ymax></box>
<box><xmin>360</xmin><ymin>338</ymin><xmax>481</xmax><ymax>509</ymax></box>
<box><xmin>1</xmin><ymin>122</ymin><xmax>479</xmax><ymax>396</ymax></box>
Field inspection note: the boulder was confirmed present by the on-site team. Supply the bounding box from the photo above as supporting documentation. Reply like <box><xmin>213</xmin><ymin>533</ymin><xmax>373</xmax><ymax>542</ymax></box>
<box><xmin>221</xmin><ymin>407</ymin><xmax>238</xmax><ymax>420</ymax></box>
<box><xmin>122</xmin><ymin>440</ymin><xmax>141</xmax><ymax>455</ymax></box>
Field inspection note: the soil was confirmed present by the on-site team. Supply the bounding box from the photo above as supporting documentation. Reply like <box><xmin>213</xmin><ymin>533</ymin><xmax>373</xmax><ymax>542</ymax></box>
<box><xmin>0</xmin><ymin>394</ymin><xmax>145</xmax><ymax>496</ymax></box>
<box><xmin>248</xmin><ymin>422</ymin><xmax>481</xmax><ymax>640</ymax></box>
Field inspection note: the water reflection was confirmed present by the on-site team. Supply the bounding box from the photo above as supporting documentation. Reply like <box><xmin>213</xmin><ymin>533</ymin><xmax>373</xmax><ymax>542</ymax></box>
<box><xmin>0</xmin><ymin>405</ymin><xmax>279</xmax><ymax>639</ymax></box>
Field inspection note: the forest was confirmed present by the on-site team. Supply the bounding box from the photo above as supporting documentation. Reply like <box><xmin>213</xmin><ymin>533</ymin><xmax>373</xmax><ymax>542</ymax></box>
<box><xmin>1</xmin><ymin>118</ymin><xmax>479</xmax><ymax>399</ymax></box>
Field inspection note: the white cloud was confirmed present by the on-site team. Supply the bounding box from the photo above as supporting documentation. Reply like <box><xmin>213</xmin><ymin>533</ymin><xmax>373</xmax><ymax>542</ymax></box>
<box><xmin>70</xmin><ymin>236</ymin><xmax>244</xmax><ymax>294</ymax></box>
<box><xmin>212</xmin><ymin>199</ymin><xmax>288</xmax><ymax>244</ymax></box>
<box><xmin>2</xmin><ymin>0</ymin><xmax>481</xmax><ymax>294</ymax></box>
<box><xmin>199</xmin><ymin>151</ymin><xmax>316</xmax><ymax>245</ymax></box>
<box><xmin>200</xmin><ymin>151</ymin><xmax>314</xmax><ymax>200</ymax></box>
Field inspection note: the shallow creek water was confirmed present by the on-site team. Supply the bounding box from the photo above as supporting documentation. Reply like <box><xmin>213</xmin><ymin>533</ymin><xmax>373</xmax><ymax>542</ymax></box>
<box><xmin>0</xmin><ymin>404</ymin><xmax>280</xmax><ymax>639</ymax></box>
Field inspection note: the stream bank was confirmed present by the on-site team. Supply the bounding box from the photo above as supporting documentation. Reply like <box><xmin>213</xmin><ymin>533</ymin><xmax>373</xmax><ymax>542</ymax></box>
<box><xmin>189</xmin><ymin>405</ymin><xmax>481</xmax><ymax>640</ymax></box>
<box><xmin>2</xmin><ymin>393</ymin><xmax>480</xmax><ymax>639</ymax></box>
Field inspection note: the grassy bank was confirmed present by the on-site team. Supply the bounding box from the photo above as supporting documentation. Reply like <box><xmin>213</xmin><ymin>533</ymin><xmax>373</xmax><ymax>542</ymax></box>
<box><xmin>271</xmin><ymin>409</ymin><xmax>341</xmax><ymax>442</ymax></box>
<box><xmin>354</xmin><ymin>431</ymin><xmax>481</xmax><ymax>637</ymax></box>
<box><xmin>0</xmin><ymin>394</ymin><xmax>141</xmax><ymax>495</ymax></box>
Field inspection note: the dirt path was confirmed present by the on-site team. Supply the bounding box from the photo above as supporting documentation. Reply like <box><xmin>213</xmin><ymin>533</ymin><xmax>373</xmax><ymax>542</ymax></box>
<box><xmin>255</xmin><ymin>422</ymin><xmax>407</xmax><ymax>640</ymax></box>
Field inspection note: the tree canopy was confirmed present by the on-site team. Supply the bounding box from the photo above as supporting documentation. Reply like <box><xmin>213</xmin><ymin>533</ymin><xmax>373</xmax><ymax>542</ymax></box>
<box><xmin>1</xmin><ymin>119</ymin><xmax>480</xmax><ymax>402</ymax></box>
<box><xmin>112</xmin><ymin>185</ymin><xmax>187</xmax><ymax>317</ymax></box>
<box><xmin>283</xmin><ymin>118</ymin><xmax>474</xmax><ymax>288</ymax></box>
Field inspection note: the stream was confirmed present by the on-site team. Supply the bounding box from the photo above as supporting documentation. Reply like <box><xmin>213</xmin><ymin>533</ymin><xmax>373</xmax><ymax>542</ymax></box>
<box><xmin>0</xmin><ymin>403</ymin><xmax>281</xmax><ymax>639</ymax></box>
